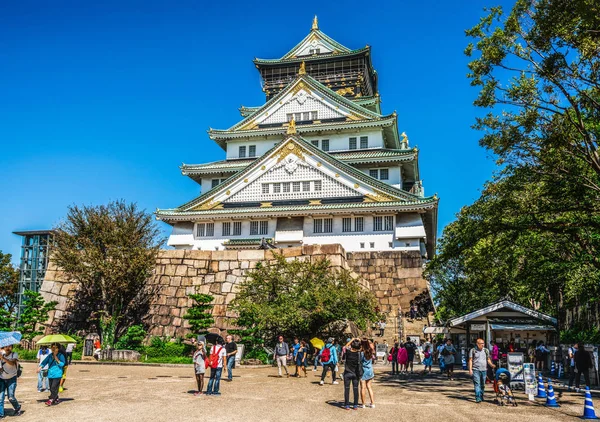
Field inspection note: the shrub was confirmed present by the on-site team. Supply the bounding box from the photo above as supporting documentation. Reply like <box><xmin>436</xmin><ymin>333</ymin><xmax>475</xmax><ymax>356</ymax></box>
<box><xmin>114</xmin><ymin>325</ymin><xmax>146</xmax><ymax>351</ymax></box>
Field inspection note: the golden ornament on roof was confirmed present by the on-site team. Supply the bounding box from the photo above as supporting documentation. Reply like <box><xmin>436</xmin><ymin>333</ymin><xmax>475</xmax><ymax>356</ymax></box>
<box><xmin>312</xmin><ymin>15</ymin><xmax>319</xmax><ymax>30</ymax></box>
<box><xmin>298</xmin><ymin>61</ymin><xmax>306</xmax><ymax>75</ymax></box>
<box><xmin>287</xmin><ymin>118</ymin><xmax>297</xmax><ymax>134</ymax></box>
<box><xmin>401</xmin><ymin>132</ymin><xmax>409</xmax><ymax>144</ymax></box>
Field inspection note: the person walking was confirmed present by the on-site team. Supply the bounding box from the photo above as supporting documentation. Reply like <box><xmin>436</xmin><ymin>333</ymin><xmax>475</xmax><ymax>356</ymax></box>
<box><xmin>319</xmin><ymin>338</ymin><xmax>339</xmax><ymax>385</ymax></box>
<box><xmin>437</xmin><ymin>341</ymin><xmax>446</xmax><ymax>373</ymax></box>
<box><xmin>360</xmin><ymin>339</ymin><xmax>376</xmax><ymax>408</ymax></box>
<box><xmin>225</xmin><ymin>335</ymin><xmax>237</xmax><ymax>382</ymax></box>
<box><xmin>312</xmin><ymin>346</ymin><xmax>321</xmax><ymax>372</ymax></box>
<box><xmin>37</xmin><ymin>343</ymin><xmax>65</xmax><ymax>406</ymax></box>
<box><xmin>404</xmin><ymin>339</ymin><xmax>417</xmax><ymax>373</ymax></box>
<box><xmin>389</xmin><ymin>342</ymin><xmax>399</xmax><ymax>375</ymax></box>
<box><xmin>292</xmin><ymin>338</ymin><xmax>301</xmax><ymax>377</ymax></box>
<box><xmin>206</xmin><ymin>339</ymin><xmax>226</xmax><ymax>396</ymax></box>
<box><xmin>567</xmin><ymin>343</ymin><xmax>578</xmax><ymax>388</ymax></box>
<box><xmin>0</xmin><ymin>345</ymin><xmax>22</xmax><ymax>416</ymax></box>
<box><xmin>193</xmin><ymin>342</ymin><xmax>206</xmax><ymax>396</ymax></box>
<box><xmin>295</xmin><ymin>340</ymin><xmax>308</xmax><ymax>378</ymax></box>
<box><xmin>341</xmin><ymin>339</ymin><xmax>363</xmax><ymax>410</ymax></box>
<box><xmin>535</xmin><ymin>341</ymin><xmax>550</xmax><ymax>371</ymax></box>
<box><xmin>397</xmin><ymin>343</ymin><xmax>408</xmax><ymax>374</ymax></box>
<box><xmin>468</xmin><ymin>338</ymin><xmax>495</xmax><ymax>403</ymax></box>
<box><xmin>574</xmin><ymin>342</ymin><xmax>593</xmax><ymax>388</ymax></box>
<box><xmin>422</xmin><ymin>345</ymin><xmax>433</xmax><ymax>374</ymax></box>
<box><xmin>378</xmin><ymin>321</ymin><xmax>386</xmax><ymax>337</ymax></box>
<box><xmin>65</xmin><ymin>343</ymin><xmax>75</xmax><ymax>365</ymax></box>
<box><xmin>37</xmin><ymin>345</ymin><xmax>51</xmax><ymax>392</ymax></box>
<box><xmin>273</xmin><ymin>336</ymin><xmax>290</xmax><ymax>378</ymax></box>
<box><xmin>442</xmin><ymin>339</ymin><xmax>457</xmax><ymax>380</ymax></box>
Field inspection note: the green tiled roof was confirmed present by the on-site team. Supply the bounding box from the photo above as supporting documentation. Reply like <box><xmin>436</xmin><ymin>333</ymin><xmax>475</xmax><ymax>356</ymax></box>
<box><xmin>223</xmin><ymin>238</ymin><xmax>271</xmax><ymax>246</ymax></box>
<box><xmin>255</xmin><ymin>46</ymin><xmax>369</xmax><ymax>65</ymax></box>
<box><xmin>181</xmin><ymin>159</ymin><xmax>255</xmax><ymax>174</ymax></box>
<box><xmin>330</xmin><ymin>149</ymin><xmax>416</xmax><ymax>161</ymax></box>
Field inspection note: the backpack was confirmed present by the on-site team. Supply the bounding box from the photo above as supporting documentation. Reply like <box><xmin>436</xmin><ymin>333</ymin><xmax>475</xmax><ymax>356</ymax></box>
<box><xmin>321</xmin><ymin>345</ymin><xmax>331</xmax><ymax>363</ymax></box>
<box><xmin>208</xmin><ymin>346</ymin><xmax>222</xmax><ymax>369</ymax></box>
<box><xmin>535</xmin><ymin>348</ymin><xmax>544</xmax><ymax>360</ymax></box>
<box><xmin>17</xmin><ymin>364</ymin><xmax>22</xmax><ymax>378</ymax></box>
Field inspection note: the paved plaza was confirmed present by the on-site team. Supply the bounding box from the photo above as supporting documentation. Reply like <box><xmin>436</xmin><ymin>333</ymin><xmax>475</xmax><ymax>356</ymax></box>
<box><xmin>6</xmin><ymin>362</ymin><xmax>590</xmax><ymax>421</ymax></box>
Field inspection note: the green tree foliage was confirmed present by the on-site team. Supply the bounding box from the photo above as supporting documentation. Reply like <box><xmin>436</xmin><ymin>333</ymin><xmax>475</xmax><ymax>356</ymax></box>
<box><xmin>428</xmin><ymin>0</ymin><xmax>600</xmax><ymax>324</ymax></box>
<box><xmin>18</xmin><ymin>290</ymin><xmax>57</xmax><ymax>340</ymax></box>
<box><xmin>182</xmin><ymin>294</ymin><xmax>214</xmax><ymax>335</ymax></box>
<box><xmin>0</xmin><ymin>251</ymin><xmax>19</xmax><ymax>318</ymax></box>
<box><xmin>52</xmin><ymin>200</ymin><xmax>164</xmax><ymax>346</ymax></box>
<box><xmin>114</xmin><ymin>325</ymin><xmax>147</xmax><ymax>351</ymax></box>
<box><xmin>231</xmin><ymin>254</ymin><xmax>377</xmax><ymax>343</ymax></box>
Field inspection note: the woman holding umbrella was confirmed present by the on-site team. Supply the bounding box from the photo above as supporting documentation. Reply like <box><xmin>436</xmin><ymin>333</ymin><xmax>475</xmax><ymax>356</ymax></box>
<box><xmin>37</xmin><ymin>343</ymin><xmax>66</xmax><ymax>406</ymax></box>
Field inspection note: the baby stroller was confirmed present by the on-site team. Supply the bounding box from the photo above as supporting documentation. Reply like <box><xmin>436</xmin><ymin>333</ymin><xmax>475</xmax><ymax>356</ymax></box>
<box><xmin>493</xmin><ymin>368</ymin><xmax>517</xmax><ymax>406</ymax></box>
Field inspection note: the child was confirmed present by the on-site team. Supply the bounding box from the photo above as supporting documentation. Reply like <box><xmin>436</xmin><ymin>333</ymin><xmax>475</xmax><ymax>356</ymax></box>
<box><xmin>193</xmin><ymin>342</ymin><xmax>206</xmax><ymax>396</ymax></box>
<box><xmin>497</xmin><ymin>374</ymin><xmax>517</xmax><ymax>406</ymax></box>
<box><xmin>422</xmin><ymin>345</ymin><xmax>433</xmax><ymax>374</ymax></box>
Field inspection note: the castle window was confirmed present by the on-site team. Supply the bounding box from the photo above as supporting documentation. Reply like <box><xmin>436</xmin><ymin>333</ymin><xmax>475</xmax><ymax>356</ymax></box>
<box><xmin>384</xmin><ymin>215</ymin><xmax>394</xmax><ymax>231</ymax></box>
<box><xmin>262</xmin><ymin>184</ymin><xmax>269</xmax><ymax>194</ymax></box>
<box><xmin>360</xmin><ymin>242</ymin><xmax>365</xmax><ymax>249</ymax></box>
<box><xmin>311</xmin><ymin>111</ymin><xmax>318</xmax><ymax>120</ymax></box>
<box><xmin>369</xmin><ymin>169</ymin><xmax>378</xmax><ymax>179</ymax></box>
<box><xmin>239</xmin><ymin>145</ymin><xmax>246</xmax><ymax>158</ymax></box>
<box><xmin>370</xmin><ymin>242</ymin><xmax>375</xmax><ymax>248</ymax></box>
<box><xmin>314</xmin><ymin>218</ymin><xmax>333</xmax><ymax>234</ymax></box>
<box><xmin>251</xmin><ymin>221</ymin><xmax>268</xmax><ymax>235</ymax></box>
<box><xmin>293</xmin><ymin>182</ymin><xmax>301</xmax><ymax>192</ymax></box>
<box><xmin>233</xmin><ymin>221</ymin><xmax>242</xmax><ymax>236</ymax></box>
<box><xmin>342</xmin><ymin>218</ymin><xmax>352</xmax><ymax>233</ymax></box>
<box><xmin>389</xmin><ymin>242</ymin><xmax>393</xmax><ymax>248</ymax></box>
<box><xmin>222</xmin><ymin>222</ymin><xmax>231</xmax><ymax>236</ymax></box>
<box><xmin>311</xmin><ymin>140</ymin><xmax>319</xmax><ymax>147</ymax></box>
<box><xmin>360</xmin><ymin>136</ymin><xmax>368</xmax><ymax>149</ymax></box>
<box><xmin>250</xmin><ymin>221</ymin><xmax>258</xmax><ymax>235</ymax></box>
<box><xmin>349</xmin><ymin>137</ymin><xmax>357</xmax><ymax>150</ymax></box>
<box><xmin>283</xmin><ymin>182</ymin><xmax>291</xmax><ymax>193</ymax></box>
<box><xmin>355</xmin><ymin>217</ymin><xmax>364</xmax><ymax>232</ymax></box>
<box><xmin>197</xmin><ymin>222</ymin><xmax>214</xmax><ymax>237</ymax></box>
<box><xmin>259</xmin><ymin>221</ymin><xmax>268</xmax><ymax>235</ymax></box>
<box><xmin>286</xmin><ymin>113</ymin><xmax>293</xmax><ymax>122</ymax></box>
<box><xmin>273</xmin><ymin>183</ymin><xmax>281</xmax><ymax>193</ymax></box>
<box><xmin>314</xmin><ymin>180</ymin><xmax>322</xmax><ymax>191</ymax></box>
<box><xmin>211</xmin><ymin>179</ymin><xmax>220</xmax><ymax>188</ymax></box>
<box><xmin>249</xmin><ymin>145</ymin><xmax>256</xmax><ymax>157</ymax></box>
<box><xmin>302</xmin><ymin>181</ymin><xmax>310</xmax><ymax>192</ymax></box>
<box><xmin>373</xmin><ymin>216</ymin><xmax>383</xmax><ymax>231</ymax></box>
<box><xmin>321</xmin><ymin>139</ymin><xmax>329</xmax><ymax>151</ymax></box>
<box><xmin>380</xmin><ymin>169</ymin><xmax>389</xmax><ymax>180</ymax></box>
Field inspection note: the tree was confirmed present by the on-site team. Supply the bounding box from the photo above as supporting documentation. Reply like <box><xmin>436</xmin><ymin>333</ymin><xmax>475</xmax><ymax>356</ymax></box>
<box><xmin>231</xmin><ymin>254</ymin><xmax>377</xmax><ymax>343</ymax></box>
<box><xmin>182</xmin><ymin>294</ymin><xmax>214</xmax><ymax>336</ymax></box>
<box><xmin>0</xmin><ymin>251</ymin><xmax>19</xmax><ymax>318</ymax></box>
<box><xmin>114</xmin><ymin>325</ymin><xmax>147</xmax><ymax>351</ymax></box>
<box><xmin>52</xmin><ymin>200</ymin><xmax>164</xmax><ymax>347</ymax></box>
<box><xmin>18</xmin><ymin>290</ymin><xmax>57</xmax><ymax>340</ymax></box>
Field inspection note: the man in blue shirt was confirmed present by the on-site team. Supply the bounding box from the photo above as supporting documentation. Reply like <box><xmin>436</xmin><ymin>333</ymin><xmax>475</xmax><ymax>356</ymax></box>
<box><xmin>319</xmin><ymin>338</ymin><xmax>339</xmax><ymax>385</ymax></box>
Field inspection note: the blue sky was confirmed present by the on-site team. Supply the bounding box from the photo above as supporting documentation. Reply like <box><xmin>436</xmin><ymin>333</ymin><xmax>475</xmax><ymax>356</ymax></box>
<box><xmin>0</xmin><ymin>0</ymin><xmax>510</xmax><ymax>262</ymax></box>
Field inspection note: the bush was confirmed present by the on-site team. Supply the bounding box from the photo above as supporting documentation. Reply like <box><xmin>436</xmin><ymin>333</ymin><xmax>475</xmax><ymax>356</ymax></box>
<box><xmin>561</xmin><ymin>325</ymin><xmax>600</xmax><ymax>344</ymax></box>
<box><xmin>142</xmin><ymin>336</ymin><xmax>194</xmax><ymax>359</ymax></box>
<box><xmin>115</xmin><ymin>325</ymin><xmax>146</xmax><ymax>351</ymax></box>
<box><xmin>242</xmin><ymin>349</ymin><xmax>270</xmax><ymax>364</ymax></box>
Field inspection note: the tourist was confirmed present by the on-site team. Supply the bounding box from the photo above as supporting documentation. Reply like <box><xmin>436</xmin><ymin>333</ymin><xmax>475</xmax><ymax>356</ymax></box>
<box><xmin>468</xmin><ymin>338</ymin><xmax>495</xmax><ymax>403</ymax></box>
<box><xmin>535</xmin><ymin>341</ymin><xmax>550</xmax><ymax>371</ymax></box>
<box><xmin>441</xmin><ymin>339</ymin><xmax>457</xmax><ymax>380</ymax></box>
<box><xmin>319</xmin><ymin>338</ymin><xmax>339</xmax><ymax>385</ymax></box>
<box><xmin>225</xmin><ymin>335</ymin><xmax>237</xmax><ymax>382</ymax></box>
<box><xmin>273</xmin><ymin>335</ymin><xmax>290</xmax><ymax>378</ymax></box>
<box><xmin>58</xmin><ymin>344</ymin><xmax>69</xmax><ymax>393</ymax></box>
<box><xmin>37</xmin><ymin>345</ymin><xmax>51</xmax><ymax>392</ymax></box>
<box><xmin>295</xmin><ymin>340</ymin><xmax>308</xmax><ymax>378</ymax></box>
<box><xmin>65</xmin><ymin>342</ymin><xmax>75</xmax><ymax>365</ymax></box>
<box><xmin>389</xmin><ymin>342</ymin><xmax>399</xmax><ymax>375</ymax></box>
<box><xmin>93</xmin><ymin>337</ymin><xmax>101</xmax><ymax>360</ymax></box>
<box><xmin>193</xmin><ymin>342</ymin><xmax>206</xmax><ymax>396</ymax></box>
<box><xmin>574</xmin><ymin>342</ymin><xmax>593</xmax><ymax>388</ymax></box>
<box><xmin>490</xmin><ymin>341</ymin><xmax>499</xmax><ymax>367</ymax></box>
<box><xmin>37</xmin><ymin>343</ymin><xmax>65</xmax><ymax>406</ymax></box>
<box><xmin>397</xmin><ymin>343</ymin><xmax>408</xmax><ymax>374</ymax></box>
<box><xmin>206</xmin><ymin>338</ymin><xmax>227</xmax><ymax>395</ymax></box>
<box><xmin>0</xmin><ymin>345</ymin><xmax>22</xmax><ymax>416</ymax></box>
<box><xmin>312</xmin><ymin>345</ymin><xmax>321</xmax><ymax>372</ymax></box>
<box><xmin>378</xmin><ymin>320</ymin><xmax>386</xmax><ymax>337</ymax></box>
<box><xmin>404</xmin><ymin>338</ymin><xmax>417</xmax><ymax>373</ymax></box>
<box><xmin>567</xmin><ymin>343</ymin><xmax>578</xmax><ymax>388</ymax></box>
<box><xmin>410</xmin><ymin>305</ymin><xmax>417</xmax><ymax>320</ymax></box>
<box><xmin>507</xmin><ymin>338</ymin><xmax>516</xmax><ymax>353</ymax></box>
<box><xmin>422</xmin><ymin>345</ymin><xmax>433</xmax><ymax>374</ymax></box>
<box><xmin>382</xmin><ymin>339</ymin><xmax>389</xmax><ymax>365</ymax></box>
<box><xmin>342</xmin><ymin>338</ymin><xmax>363</xmax><ymax>410</ymax></box>
<box><xmin>360</xmin><ymin>339</ymin><xmax>375</xmax><ymax>408</ymax></box>
<box><xmin>437</xmin><ymin>340</ymin><xmax>446</xmax><ymax>372</ymax></box>
<box><xmin>292</xmin><ymin>337</ymin><xmax>300</xmax><ymax>361</ymax></box>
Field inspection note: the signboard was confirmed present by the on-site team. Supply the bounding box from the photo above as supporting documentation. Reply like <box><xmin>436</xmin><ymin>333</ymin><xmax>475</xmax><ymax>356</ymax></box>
<box><xmin>523</xmin><ymin>363</ymin><xmax>536</xmax><ymax>398</ymax></box>
<box><xmin>471</xmin><ymin>323</ymin><xmax>486</xmax><ymax>331</ymax></box>
<box><xmin>507</xmin><ymin>352</ymin><xmax>525</xmax><ymax>385</ymax></box>
<box><xmin>376</xmin><ymin>343</ymin><xmax>387</xmax><ymax>358</ymax></box>
<box><xmin>235</xmin><ymin>344</ymin><xmax>245</xmax><ymax>363</ymax></box>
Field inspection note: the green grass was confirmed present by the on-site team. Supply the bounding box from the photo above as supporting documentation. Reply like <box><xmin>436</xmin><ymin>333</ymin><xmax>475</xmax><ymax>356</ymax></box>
<box><xmin>142</xmin><ymin>356</ymin><xmax>193</xmax><ymax>364</ymax></box>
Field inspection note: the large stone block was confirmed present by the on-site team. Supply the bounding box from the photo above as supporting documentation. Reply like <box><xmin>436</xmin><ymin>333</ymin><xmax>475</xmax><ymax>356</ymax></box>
<box><xmin>238</xmin><ymin>250</ymin><xmax>265</xmax><ymax>260</ymax></box>
<box><xmin>184</xmin><ymin>250</ymin><xmax>213</xmax><ymax>260</ymax></box>
<box><xmin>159</xmin><ymin>250</ymin><xmax>185</xmax><ymax>259</ymax></box>
<box><xmin>219</xmin><ymin>261</ymin><xmax>230</xmax><ymax>271</ymax></box>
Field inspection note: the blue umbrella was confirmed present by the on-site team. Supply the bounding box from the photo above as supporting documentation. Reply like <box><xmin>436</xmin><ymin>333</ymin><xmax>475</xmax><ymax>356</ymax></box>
<box><xmin>0</xmin><ymin>332</ymin><xmax>22</xmax><ymax>348</ymax></box>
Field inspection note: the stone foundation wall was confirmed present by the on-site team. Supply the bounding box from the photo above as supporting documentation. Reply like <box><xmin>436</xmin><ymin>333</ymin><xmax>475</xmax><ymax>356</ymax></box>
<box><xmin>40</xmin><ymin>244</ymin><xmax>429</xmax><ymax>339</ymax></box>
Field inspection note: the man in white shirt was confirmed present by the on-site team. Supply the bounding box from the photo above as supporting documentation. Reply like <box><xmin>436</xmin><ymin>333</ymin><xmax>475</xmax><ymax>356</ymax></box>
<box><xmin>65</xmin><ymin>343</ymin><xmax>75</xmax><ymax>365</ymax></box>
<box><xmin>0</xmin><ymin>345</ymin><xmax>22</xmax><ymax>417</ymax></box>
<box><xmin>206</xmin><ymin>340</ymin><xmax>227</xmax><ymax>396</ymax></box>
<box><xmin>37</xmin><ymin>346</ymin><xmax>51</xmax><ymax>392</ymax></box>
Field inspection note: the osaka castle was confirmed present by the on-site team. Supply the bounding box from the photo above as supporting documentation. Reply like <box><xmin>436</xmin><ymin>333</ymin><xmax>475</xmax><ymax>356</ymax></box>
<box><xmin>156</xmin><ymin>17</ymin><xmax>438</xmax><ymax>257</ymax></box>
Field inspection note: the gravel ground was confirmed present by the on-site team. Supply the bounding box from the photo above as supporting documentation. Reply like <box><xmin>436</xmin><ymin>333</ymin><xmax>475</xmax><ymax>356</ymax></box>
<box><xmin>4</xmin><ymin>362</ymin><xmax>591</xmax><ymax>421</ymax></box>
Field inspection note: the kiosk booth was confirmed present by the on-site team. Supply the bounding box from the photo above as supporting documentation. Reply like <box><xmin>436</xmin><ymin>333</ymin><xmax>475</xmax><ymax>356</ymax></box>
<box><xmin>445</xmin><ymin>300</ymin><xmax>558</xmax><ymax>369</ymax></box>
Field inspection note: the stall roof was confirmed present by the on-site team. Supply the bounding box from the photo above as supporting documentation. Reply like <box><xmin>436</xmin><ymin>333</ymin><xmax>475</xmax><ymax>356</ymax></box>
<box><xmin>423</xmin><ymin>326</ymin><xmax>449</xmax><ymax>334</ymax></box>
<box><xmin>489</xmin><ymin>324</ymin><xmax>555</xmax><ymax>331</ymax></box>
<box><xmin>448</xmin><ymin>300</ymin><xmax>557</xmax><ymax>327</ymax></box>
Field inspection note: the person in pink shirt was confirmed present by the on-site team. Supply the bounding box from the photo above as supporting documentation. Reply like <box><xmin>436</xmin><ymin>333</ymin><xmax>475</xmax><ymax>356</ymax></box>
<box><xmin>397</xmin><ymin>343</ymin><xmax>408</xmax><ymax>374</ymax></box>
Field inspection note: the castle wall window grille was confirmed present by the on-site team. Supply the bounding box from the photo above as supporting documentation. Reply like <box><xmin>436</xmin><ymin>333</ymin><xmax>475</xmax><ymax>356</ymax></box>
<box><xmin>302</xmin><ymin>181</ymin><xmax>310</xmax><ymax>192</ymax></box>
<box><xmin>239</xmin><ymin>146</ymin><xmax>246</xmax><ymax>158</ymax></box>
<box><xmin>321</xmin><ymin>139</ymin><xmax>329</xmax><ymax>151</ymax></box>
<box><xmin>368</xmin><ymin>168</ymin><xmax>389</xmax><ymax>180</ymax></box>
<box><xmin>314</xmin><ymin>218</ymin><xmax>333</xmax><ymax>234</ymax></box>
<box><xmin>262</xmin><ymin>184</ymin><xmax>270</xmax><ymax>194</ymax></box>
<box><xmin>282</xmin><ymin>182</ymin><xmax>291</xmax><ymax>193</ymax></box>
<box><xmin>314</xmin><ymin>180</ymin><xmax>322</xmax><ymax>191</ymax></box>
<box><xmin>273</xmin><ymin>183</ymin><xmax>281</xmax><ymax>193</ymax></box>
<box><xmin>360</xmin><ymin>136</ymin><xmax>368</xmax><ymax>149</ymax></box>
<box><xmin>250</xmin><ymin>221</ymin><xmax>269</xmax><ymax>235</ymax></box>
<box><xmin>342</xmin><ymin>218</ymin><xmax>352</xmax><ymax>233</ymax></box>
<box><xmin>293</xmin><ymin>181</ymin><xmax>301</xmax><ymax>192</ymax></box>
<box><xmin>374</xmin><ymin>215</ymin><xmax>394</xmax><ymax>231</ymax></box>
<box><xmin>260</xmin><ymin>221</ymin><xmax>268</xmax><ymax>235</ymax></box>
<box><xmin>349</xmin><ymin>137</ymin><xmax>357</xmax><ymax>150</ymax></box>
<box><xmin>197</xmin><ymin>223</ymin><xmax>214</xmax><ymax>237</ymax></box>
<box><xmin>355</xmin><ymin>217</ymin><xmax>364</xmax><ymax>232</ymax></box>
<box><xmin>212</xmin><ymin>179</ymin><xmax>221</xmax><ymax>188</ymax></box>
<box><xmin>222</xmin><ymin>222</ymin><xmax>231</xmax><ymax>236</ymax></box>
<box><xmin>249</xmin><ymin>145</ymin><xmax>256</xmax><ymax>157</ymax></box>
<box><xmin>233</xmin><ymin>221</ymin><xmax>242</xmax><ymax>236</ymax></box>
<box><xmin>311</xmin><ymin>140</ymin><xmax>319</xmax><ymax>147</ymax></box>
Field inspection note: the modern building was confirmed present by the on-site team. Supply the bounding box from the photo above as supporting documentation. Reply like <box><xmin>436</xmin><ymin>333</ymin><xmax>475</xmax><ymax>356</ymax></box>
<box><xmin>157</xmin><ymin>17</ymin><xmax>438</xmax><ymax>255</ymax></box>
<box><xmin>12</xmin><ymin>230</ymin><xmax>54</xmax><ymax>317</ymax></box>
